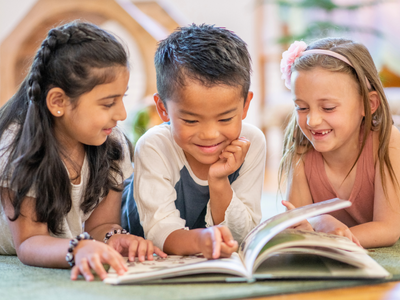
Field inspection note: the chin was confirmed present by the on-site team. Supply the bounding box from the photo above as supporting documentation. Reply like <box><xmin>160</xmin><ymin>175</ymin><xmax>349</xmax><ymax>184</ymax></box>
<box><xmin>197</xmin><ymin>156</ymin><xmax>220</xmax><ymax>165</ymax></box>
<box><xmin>90</xmin><ymin>137</ymin><xmax>108</xmax><ymax>147</ymax></box>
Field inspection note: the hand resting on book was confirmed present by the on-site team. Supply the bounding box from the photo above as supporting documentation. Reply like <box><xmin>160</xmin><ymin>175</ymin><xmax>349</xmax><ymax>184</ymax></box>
<box><xmin>282</xmin><ymin>200</ymin><xmax>362</xmax><ymax>247</ymax></box>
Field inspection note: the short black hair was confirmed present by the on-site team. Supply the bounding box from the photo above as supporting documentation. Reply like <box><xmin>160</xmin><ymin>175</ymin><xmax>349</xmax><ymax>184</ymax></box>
<box><xmin>154</xmin><ymin>24</ymin><xmax>252</xmax><ymax>101</ymax></box>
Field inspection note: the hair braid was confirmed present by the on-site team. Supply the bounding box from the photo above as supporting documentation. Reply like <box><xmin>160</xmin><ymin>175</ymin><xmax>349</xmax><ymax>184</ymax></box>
<box><xmin>0</xmin><ymin>21</ymin><xmax>129</xmax><ymax>235</ymax></box>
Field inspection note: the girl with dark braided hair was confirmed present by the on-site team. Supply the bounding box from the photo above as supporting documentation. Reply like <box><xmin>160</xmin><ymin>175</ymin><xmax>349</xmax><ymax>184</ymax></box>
<box><xmin>0</xmin><ymin>21</ymin><xmax>166</xmax><ymax>281</ymax></box>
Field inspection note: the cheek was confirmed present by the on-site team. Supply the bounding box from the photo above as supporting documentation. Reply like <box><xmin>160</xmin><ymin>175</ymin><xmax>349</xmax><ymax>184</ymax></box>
<box><xmin>172</xmin><ymin>124</ymin><xmax>190</xmax><ymax>141</ymax></box>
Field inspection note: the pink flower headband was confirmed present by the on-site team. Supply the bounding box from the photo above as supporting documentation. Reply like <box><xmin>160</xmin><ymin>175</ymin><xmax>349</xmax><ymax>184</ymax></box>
<box><xmin>280</xmin><ymin>41</ymin><xmax>371</xmax><ymax>90</ymax></box>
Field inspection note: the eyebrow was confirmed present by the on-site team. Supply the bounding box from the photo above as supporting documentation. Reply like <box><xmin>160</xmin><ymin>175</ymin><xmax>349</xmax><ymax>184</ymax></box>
<box><xmin>180</xmin><ymin>108</ymin><xmax>237</xmax><ymax>117</ymax></box>
<box><xmin>98</xmin><ymin>87</ymin><xmax>129</xmax><ymax>101</ymax></box>
<box><xmin>294</xmin><ymin>98</ymin><xmax>337</xmax><ymax>103</ymax></box>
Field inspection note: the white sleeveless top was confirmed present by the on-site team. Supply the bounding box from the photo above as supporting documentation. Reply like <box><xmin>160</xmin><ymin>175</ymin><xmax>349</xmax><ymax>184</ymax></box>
<box><xmin>0</xmin><ymin>125</ymin><xmax>133</xmax><ymax>254</ymax></box>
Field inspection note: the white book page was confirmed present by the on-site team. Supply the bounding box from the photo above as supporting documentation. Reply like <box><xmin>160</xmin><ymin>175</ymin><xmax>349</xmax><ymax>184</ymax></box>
<box><xmin>104</xmin><ymin>252</ymin><xmax>248</xmax><ymax>284</ymax></box>
<box><xmin>239</xmin><ymin>198</ymin><xmax>351</xmax><ymax>273</ymax></box>
<box><xmin>253</xmin><ymin>229</ymin><xmax>368</xmax><ymax>270</ymax></box>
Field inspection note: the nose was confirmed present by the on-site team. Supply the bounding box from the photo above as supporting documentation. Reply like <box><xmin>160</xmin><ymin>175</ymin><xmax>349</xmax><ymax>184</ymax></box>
<box><xmin>306</xmin><ymin>109</ymin><xmax>322</xmax><ymax>128</ymax></box>
<box><xmin>114</xmin><ymin>100</ymin><xmax>127</xmax><ymax>122</ymax></box>
<box><xmin>199</xmin><ymin>123</ymin><xmax>220</xmax><ymax>140</ymax></box>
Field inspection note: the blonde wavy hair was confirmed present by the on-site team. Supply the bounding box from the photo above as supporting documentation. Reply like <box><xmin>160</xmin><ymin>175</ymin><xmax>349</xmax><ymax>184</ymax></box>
<box><xmin>278</xmin><ymin>37</ymin><xmax>397</xmax><ymax>199</ymax></box>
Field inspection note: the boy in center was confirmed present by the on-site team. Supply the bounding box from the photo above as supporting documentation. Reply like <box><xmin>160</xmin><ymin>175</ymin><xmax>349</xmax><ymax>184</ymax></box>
<box><xmin>123</xmin><ymin>24</ymin><xmax>266</xmax><ymax>258</ymax></box>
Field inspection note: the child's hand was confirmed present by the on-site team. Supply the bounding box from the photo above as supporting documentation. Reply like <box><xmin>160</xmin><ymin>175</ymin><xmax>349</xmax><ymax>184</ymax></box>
<box><xmin>198</xmin><ymin>225</ymin><xmax>238</xmax><ymax>259</ymax></box>
<box><xmin>312</xmin><ymin>215</ymin><xmax>362</xmax><ymax>247</ymax></box>
<box><xmin>70</xmin><ymin>239</ymin><xmax>127</xmax><ymax>281</ymax></box>
<box><xmin>209</xmin><ymin>137</ymin><xmax>250</xmax><ymax>180</ymax></box>
<box><xmin>106</xmin><ymin>234</ymin><xmax>167</xmax><ymax>262</ymax></box>
<box><xmin>281</xmin><ymin>200</ymin><xmax>314</xmax><ymax>231</ymax></box>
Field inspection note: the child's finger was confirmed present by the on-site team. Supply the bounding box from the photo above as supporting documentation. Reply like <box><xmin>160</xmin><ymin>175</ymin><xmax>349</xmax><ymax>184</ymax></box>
<box><xmin>128</xmin><ymin>239</ymin><xmax>139</xmax><ymax>262</ymax></box>
<box><xmin>78</xmin><ymin>257</ymin><xmax>94</xmax><ymax>281</ymax></box>
<box><xmin>103</xmin><ymin>251</ymin><xmax>127</xmax><ymax>275</ymax></box>
<box><xmin>282</xmin><ymin>200</ymin><xmax>296</xmax><ymax>210</ymax></box>
<box><xmin>137</xmin><ymin>240</ymin><xmax>148</xmax><ymax>262</ymax></box>
<box><xmin>231</xmin><ymin>137</ymin><xmax>251</xmax><ymax>152</ymax></box>
<box><xmin>154</xmin><ymin>246</ymin><xmax>167</xmax><ymax>258</ymax></box>
<box><xmin>219</xmin><ymin>241</ymin><xmax>238</xmax><ymax>257</ymax></box>
<box><xmin>109</xmin><ymin>247</ymin><xmax>129</xmax><ymax>271</ymax></box>
<box><xmin>223</xmin><ymin>145</ymin><xmax>243</xmax><ymax>154</ymax></box>
<box><xmin>88</xmin><ymin>254</ymin><xmax>108</xmax><ymax>280</ymax></box>
<box><xmin>212</xmin><ymin>228</ymin><xmax>222</xmax><ymax>259</ymax></box>
<box><xmin>217</xmin><ymin>226</ymin><xmax>236</xmax><ymax>247</ymax></box>
<box><xmin>351</xmin><ymin>234</ymin><xmax>363</xmax><ymax>248</ymax></box>
<box><xmin>145</xmin><ymin>241</ymin><xmax>155</xmax><ymax>261</ymax></box>
<box><xmin>70</xmin><ymin>265</ymin><xmax>80</xmax><ymax>280</ymax></box>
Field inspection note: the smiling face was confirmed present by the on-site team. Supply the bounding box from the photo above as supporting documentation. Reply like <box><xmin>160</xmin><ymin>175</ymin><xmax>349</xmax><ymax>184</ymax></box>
<box><xmin>54</xmin><ymin>67</ymin><xmax>129</xmax><ymax>151</ymax></box>
<box><xmin>292</xmin><ymin>67</ymin><xmax>365</xmax><ymax>155</ymax></box>
<box><xmin>155</xmin><ymin>80</ymin><xmax>252</xmax><ymax>173</ymax></box>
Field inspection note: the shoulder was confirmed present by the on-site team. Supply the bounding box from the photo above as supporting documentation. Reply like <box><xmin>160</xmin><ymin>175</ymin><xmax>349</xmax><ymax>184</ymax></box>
<box><xmin>389</xmin><ymin>125</ymin><xmax>400</xmax><ymax>148</ymax></box>
<box><xmin>134</xmin><ymin>123</ymin><xmax>181</xmax><ymax>166</ymax></box>
<box><xmin>241</xmin><ymin>122</ymin><xmax>266</xmax><ymax>151</ymax></box>
<box><xmin>241</xmin><ymin>122</ymin><xmax>265</xmax><ymax>140</ymax></box>
<box><xmin>135</xmin><ymin>123</ymin><xmax>173</xmax><ymax>151</ymax></box>
<box><xmin>0</xmin><ymin>123</ymin><xmax>19</xmax><ymax>146</ymax></box>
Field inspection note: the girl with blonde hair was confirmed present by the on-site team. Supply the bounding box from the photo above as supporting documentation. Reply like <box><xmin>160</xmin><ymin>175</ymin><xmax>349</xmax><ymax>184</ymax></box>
<box><xmin>279</xmin><ymin>37</ymin><xmax>400</xmax><ymax>248</ymax></box>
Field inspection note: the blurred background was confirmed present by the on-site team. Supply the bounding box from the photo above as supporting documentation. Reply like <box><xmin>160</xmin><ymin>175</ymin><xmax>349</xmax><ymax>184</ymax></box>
<box><xmin>1</xmin><ymin>0</ymin><xmax>400</xmax><ymax>219</ymax></box>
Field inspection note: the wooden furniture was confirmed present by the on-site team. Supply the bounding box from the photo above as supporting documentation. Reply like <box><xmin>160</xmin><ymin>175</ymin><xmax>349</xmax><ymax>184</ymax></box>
<box><xmin>0</xmin><ymin>0</ymin><xmax>181</xmax><ymax>106</ymax></box>
<box><xmin>248</xmin><ymin>281</ymin><xmax>400</xmax><ymax>300</ymax></box>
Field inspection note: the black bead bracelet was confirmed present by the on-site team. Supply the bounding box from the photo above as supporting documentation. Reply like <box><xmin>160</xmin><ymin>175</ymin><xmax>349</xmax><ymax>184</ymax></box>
<box><xmin>65</xmin><ymin>232</ymin><xmax>93</xmax><ymax>267</ymax></box>
<box><xmin>103</xmin><ymin>228</ymin><xmax>129</xmax><ymax>243</ymax></box>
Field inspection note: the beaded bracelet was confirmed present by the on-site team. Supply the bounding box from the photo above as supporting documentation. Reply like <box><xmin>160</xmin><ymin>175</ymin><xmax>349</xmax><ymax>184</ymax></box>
<box><xmin>65</xmin><ymin>232</ymin><xmax>93</xmax><ymax>267</ymax></box>
<box><xmin>103</xmin><ymin>228</ymin><xmax>129</xmax><ymax>244</ymax></box>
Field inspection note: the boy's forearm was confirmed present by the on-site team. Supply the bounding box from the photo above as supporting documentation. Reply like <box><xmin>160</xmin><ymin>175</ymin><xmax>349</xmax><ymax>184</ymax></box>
<box><xmin>208</xmin><ymin>177</ymin><xmax>233</xmax><ymax>224</ymax></box>
<box><xmin>163</xmin><ymin>229</ymin><xmax>203</xmax><ymax>255</ymax></box>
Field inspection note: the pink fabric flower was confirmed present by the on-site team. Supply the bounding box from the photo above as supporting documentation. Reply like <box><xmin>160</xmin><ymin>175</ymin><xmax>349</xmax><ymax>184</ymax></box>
<box><xmin>280</xmin><ymin>41</ymin><xmax>307</xmax><ymax>90</ymax></box>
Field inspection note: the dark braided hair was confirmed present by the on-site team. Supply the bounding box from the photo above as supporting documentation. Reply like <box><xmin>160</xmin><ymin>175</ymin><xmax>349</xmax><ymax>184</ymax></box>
<box><xmin>154</xmin><ymin>24</ymin><xmax>252</xmax><ymax>102</ymax></box>
<box><xmin>0</xmin><ymin>21</ymin><xmax>129</xmax><ymax>235</ymax></box>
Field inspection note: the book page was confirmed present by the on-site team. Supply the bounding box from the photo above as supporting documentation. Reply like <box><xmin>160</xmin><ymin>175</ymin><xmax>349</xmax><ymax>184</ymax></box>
<box><xmin>253</xmin><ymin>229</ymin><xmax>368</xmax><ymax>270</ymax></box>
<box><xmin>238</xmin><ymin>198</ymin><xmax>351</xmax><ymax>273</ymax></box>
<box><xmin>104</xmin><ymin>252</ymin><xmax>248</xmax><ymax>284</ymax></box>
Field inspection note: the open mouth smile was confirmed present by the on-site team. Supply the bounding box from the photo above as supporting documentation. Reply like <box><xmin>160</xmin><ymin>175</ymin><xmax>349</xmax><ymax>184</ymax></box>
<box><xmin>310</xmin><ymin>129</ymin><xmax>332</xmax><ymax>136</ymax></box>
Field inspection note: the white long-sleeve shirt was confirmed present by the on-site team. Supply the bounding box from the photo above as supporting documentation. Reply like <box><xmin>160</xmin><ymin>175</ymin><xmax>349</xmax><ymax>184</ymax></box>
<box><xmin>134</xmin><ymin>122</ymin><xmax>266</xmax><ymax>250</ymax></box>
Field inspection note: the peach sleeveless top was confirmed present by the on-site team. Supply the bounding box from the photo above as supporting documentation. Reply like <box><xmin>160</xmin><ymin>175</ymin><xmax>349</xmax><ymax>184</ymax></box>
<box><xmin>304</xmin><ymin>132</ymin><xmax>375</xmax><ymax>226</ymax></box>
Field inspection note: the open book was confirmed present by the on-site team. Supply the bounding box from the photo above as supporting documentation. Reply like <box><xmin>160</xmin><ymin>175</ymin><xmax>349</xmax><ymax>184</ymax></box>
<box><xmin>104</xmin><ymin>198</ymin><xmax>390</xmax><ymax>284</ymax></box>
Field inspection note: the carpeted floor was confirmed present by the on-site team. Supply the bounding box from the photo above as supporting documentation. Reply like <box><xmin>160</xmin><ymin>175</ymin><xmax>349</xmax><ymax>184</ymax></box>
<box><xmin>1</xmin><ymin>240</ymin><xmax>400</xmax><ymax>300</ymax></box>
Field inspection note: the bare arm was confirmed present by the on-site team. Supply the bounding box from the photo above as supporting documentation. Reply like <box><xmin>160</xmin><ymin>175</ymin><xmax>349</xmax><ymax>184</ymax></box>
<box><xmin>84</xmin><ymin>188</ymin><xmax>123</xmax><ymax>240</ymax></box>
<box><xmin>349</xmin><ymin>126</ymin><xmax>400</xmax><ymax>248</ymax></box>
<box><xmin>208</xmin><ymin>137</ymin><xmax>250</xmax><ymax>224</ymax></box>
<box><xmin>1</xmin><ymin>189</ymin><xmax>70</xmax><ymax>268</ymax></box>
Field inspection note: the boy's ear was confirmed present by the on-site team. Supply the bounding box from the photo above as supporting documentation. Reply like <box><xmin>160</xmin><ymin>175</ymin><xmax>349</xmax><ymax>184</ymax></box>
<box><xmin>46</xmin><ymin>87</ymin><xmax>68</xmax><ymax>117</ymax></box>
<box><xmin>153</xmin><ymin>93</ymin><xmax>170</xmax><ymax>122</ymax></box>
<box><xmin>241</xmin><ymin>91</ymin><xmax>253</xmax><ymax>120</ymax></box>
<box><xmin>368</xmin><ymin>91</ymin><xmax>380</xmax><ymax>115</ymax></box>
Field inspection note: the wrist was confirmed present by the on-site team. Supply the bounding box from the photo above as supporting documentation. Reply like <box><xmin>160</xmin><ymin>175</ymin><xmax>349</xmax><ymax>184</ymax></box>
<box><xmin>65</xmin><ymin>232</ymin><xmax>93</xmax><ymax>267</ymax></box>
<box><xmin>104</xmin><ymin>228</ymin><xmax>130</xmax><ymax>244</ymax></box>
<box><xmin>208</xmin><ymin>175</ymin><xmax>230</xmax><ymax>188</ymax></box>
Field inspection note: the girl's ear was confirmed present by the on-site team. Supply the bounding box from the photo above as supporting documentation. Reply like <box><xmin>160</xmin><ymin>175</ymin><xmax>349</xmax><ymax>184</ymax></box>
<box><xmin>369</xmin><ymin>91</ymin><xmax>380</xmax><ymax>114</ymax></box>
<box><xmin>241</xmin><ymin>91</ymin><xmax>253</xmax><ymax>120</ymax></box>
<box><xmin>153</xmin><ymin>93</ymin><xmax>170</xmax><ymax>122</ymax></box>
<box><xmin>46</xmin><ymin>87</ymin><xmax>68</xmax><ymax>117</ymax></box>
